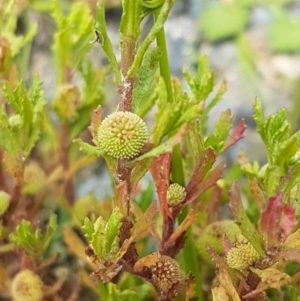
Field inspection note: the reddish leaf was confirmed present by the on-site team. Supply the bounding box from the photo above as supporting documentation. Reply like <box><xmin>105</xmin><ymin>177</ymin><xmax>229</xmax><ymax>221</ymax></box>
<box><xmin>276</xmin><ymin>250</ymin><xmax>300</xmax><ymax>263</ymax></box>
<box><xmin>186</xmin><ymin>148</ymin><xmax>216</xmax><ymax>200</ymax></box>
<box><xmin>185</xmin><ymin>272</ymin><xmax>198</xmax><ymax>301</ymax></box>
<box><xmin>150</xmin><ymin>153</ymin><xmax>172</xmax><ymax>218</ymax></box>
<box><xmin>207</xmin><ymin>185</ymin><xmax>222</xmax><ymax>223</ymax></box>
<box><xmin>224</xmin><ymin>119</ymin><xmax>247</xmax><ymax>150</ymax></box>
<box><xmin>281</xmin><ymin>205</ymin><xmax>297</xmax><ymax>241</ymax></box>
<box><xmin>165</xmin><ymin>209</ymin><xmax>195</xmax><ymax>249</ymax></box>
<box><xmin>88</xmin><ymin>105</ymin><xmax>102</xmax><ymax>143</ymax></box>
<box><xmin>186</xmin><ymin>160</ymin><xmax>225</xmax><ymax>205</ymax></box>
<box><xmin>113</xmin><ymin>182</ymin><xmax>128</xmax><ymax>215</ymax></box>
<box><xmin>228</xmin><ymin>181</ymin><xmax>265</xmax><ymax>256</ymax></box>
<box><xmin>259</xmin><ymin>191</ymin><xmax>283</xmax><ymax>249</ymax></box>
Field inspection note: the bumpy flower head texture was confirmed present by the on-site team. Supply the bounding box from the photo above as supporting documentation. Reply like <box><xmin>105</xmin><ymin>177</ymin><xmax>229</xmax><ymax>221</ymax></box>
<box><xmin>134</xmin><ymin>252</ymin><xmax>181</xmax><ymax>298</ymax></box>
<box><xmin>167</xmin><ymin>183</ymin><xmax>186</xmax><ymax>207</ymax></box>
<box><xmin>11</xmin><ymin>270</ymin><xmax>44</xmax><ymax>301</ymax></box>
<box><xmin>97</xmin><ymin>111</ymin><xmax>148</xmax><ymax>159</ymax></box>
<box><xmin>226</xmin><ymin>235</ymin><xmax>260</xmax><ymax>270</ymax></box>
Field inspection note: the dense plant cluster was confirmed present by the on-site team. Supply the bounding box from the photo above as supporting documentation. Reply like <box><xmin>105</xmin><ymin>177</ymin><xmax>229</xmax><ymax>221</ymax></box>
<box><xmin>1</xmin><ymin>1</ymin><xmax>300</xmax><ymax>301</ymax></box>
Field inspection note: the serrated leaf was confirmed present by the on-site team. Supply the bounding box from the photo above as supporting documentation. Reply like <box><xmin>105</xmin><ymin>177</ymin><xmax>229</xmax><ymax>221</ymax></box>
<box><xmin>52</xmin><ymin>1</ymin><xmax>94</xmax><ymax>82</ymax></box>
<box><xmin>264</xmin><ymin>164</ymin><xmax>282</xmax><ymax>197</ymax></box>
<box><xmin>250</xmin><ymin>267</ymin><xmax>291</xmax><ymax>288</ymax></box>
<box><xmin>224</xmin><ymin>119</ymin><xmax>247</xmax><ymax>150</ymax></box>
<box><xmin>281</xmin><ymin>205</ymin><xmax>297</xmax><ymax>241</ymax></box>
<box><xmin>185</xmin><ymin>272</ymin><xmax>198</xmax><ymax>301</ymax></box>
<box><xmin>150</xmin><ymin>153</ymin><xmax>172</xmax><ymax>219</ymax></box>
<box><xmin>183</xmin><ymin>54</ymin><xmax>214</xmax><ymax>102</ymax></box>
<box><xmin>228</xmin><ymin>181</ymin><xmax>265</xmax><ymax>256</ymax></box>
<box><xmin>131</xmin><ymin>201</ymin><xmax>158</xmax><ymax>239</ymax></box>
<box><xmin>10</xmin><ymin>218</ymin><xmax>56</xmax><ymax>260</ymax></box>
<box><xmin>132</xmin><ymin>47</ymin><xmax>161</xmax><ymax>114</ymax></box>
<box><xmin>91</xmin><ymin>216</ymin><xmax>106</xmax><ymax>259</ymax></box>
<box><xmin>82</xmin><ymin>217</ymin><xmax>95</xmax><ymax>241</ymax></box>
<box><xmin>186</xmin><ymin>160</ymin><xmax>225</xmax><ymax>205</ymax></box>
<box><xmin>204</xmin><ymin>109</ymin><xmax>232</xmax><ymax>153</ymax></box>
<box><xmin>105</xmin><ymin>208</ymin><xmax>123</xmax><ymax>254</ymax></box>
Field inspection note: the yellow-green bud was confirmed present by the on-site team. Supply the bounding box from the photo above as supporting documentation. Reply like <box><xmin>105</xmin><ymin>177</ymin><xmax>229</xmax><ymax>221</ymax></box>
<box><xmin>141</xmin><ymin>0</ymin><xmax>165</xmax><ymax>9</ymax></box>
<box><xmin>167</xmin><ymin>183</ymin><xmax>186</xmax><ymax>207</ymax></box>
<box><xmin>0</xmin><ymin>191</ymin><xmax>10</xmax><ymax>216</ymax></box>
<box><xmin>226</xmin><ymin>235</ymin><xmax>260</xmax><ymax>270</ymax></box>
<box><xmin>97</xmin><ymin>111</ymin><xmax>148</xmax><ymax>159</ymax></box>
<box><xmin>23</xmin><ymin>161</ymin><xmax>47</xmax><ymax>195</ymax></box>
<box><xmin>11</xmin><ymin>270</ymin><xmax>44</xmax><ymax>301</ymax></box>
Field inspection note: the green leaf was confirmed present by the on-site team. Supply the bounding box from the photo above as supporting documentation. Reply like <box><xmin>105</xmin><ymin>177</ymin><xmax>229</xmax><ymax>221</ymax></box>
<box><xmin>95</xmin><ymin>0</ymin><xmax>121</xmax><ymax>83</ymax></box>
<box><xmin>52</xmin><ymin>0</ymin><xmax>94</xmax><ymax>83</ymax></box>
<box><xmin>129</xmin><ymin>125</ymin><xmax>187</xmax><ymax>166</ymax></box>
<box><xmin>204</xmin><ymin>109</ymin><xmax>232</xmax><ymax>153</ymax></box>
<box><xmin>183</xmin><ymin>54</ymin><xmax>214</xmax><ymax>102</ymax></box>
<box><xmin>228</xmin><ymin>182</ymin><xmax>265</xmax><ymax>256</ymax></box>
<box><xmin>10</xmin><ymin>217</ymin><xmax>57</xmax><ymax>260</ymax></box>
<box><xmin>73</xmin><ymin>139</ymin><xmax>103</xmax><ymax>157</ymax></box>
<box><xmin>82</xmin><ymin>217</ymin><xmax>95</xmax><ymax>242</ymax></box>
<box><xmin>91</xmin><ymin>216</ymin><xmax>106</xmax><ymax>259</ymax></box>
<box><xmin>104</xmin><ymin>208</ymin><xmax>123</xmax><ymax>255</ymax></box>
<box><xmin>132</xmin><ymin>47</ymin><xmax>161</xmax><ymax>114</ymax></box>
<box><xmin>1</xmin><ymin>77</ymin><xmax>45</xmax><ymax>157</ymax></box>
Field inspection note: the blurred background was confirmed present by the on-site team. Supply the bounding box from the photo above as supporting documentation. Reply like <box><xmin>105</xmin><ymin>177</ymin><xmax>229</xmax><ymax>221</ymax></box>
<box><xmin>7</xmin><ymin>0</ymin><xmax>300</xmax><ymax>198</ymax></box>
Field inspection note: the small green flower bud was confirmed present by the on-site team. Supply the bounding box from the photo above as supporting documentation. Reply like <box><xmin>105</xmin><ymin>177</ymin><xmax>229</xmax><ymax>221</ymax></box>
<box><xmin>226</xmin><ymin>235</ymin><xmax>260</xmax><ymax>270</ymax></box>
<box><xmin>23</xmin><ymin>161</ymin><xmax>47</xmax><ymax>195</ymax></box>
<box><xmin>141</xmin><ymin>0</ymin><xmax>165</xmax><ymax>9</ymax></box>
<box><xmin>0</xmin><ymin>190</ymin><xmax>10</xmax><ymax>216</ymax></box>
<box><xmin>97</xmin><ymin>111</ymin><xmax>148</xmax><ymax>159</ymax></box>
<box><xmin>167</xmin><ymin>183</ymin><xmax>186</xmax><ymax>207</ymax></box>
<box><xmin>11</xmin><ymin>270</ymin><xmax>44</xmax><ymax>301</ymax></box>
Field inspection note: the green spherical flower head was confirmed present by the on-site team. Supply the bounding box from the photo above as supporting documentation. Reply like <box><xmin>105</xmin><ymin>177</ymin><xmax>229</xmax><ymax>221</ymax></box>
<box><xmin>226</xmin><ymin>235</ymin><xmax>260</xmax><ymax>270</ymax></box>
<box><xmin>167</xmin><ymin>183</ymin><xmax>186</xmax><ymax>207</ymax></box>
<box><xmin>0</xmin><ymin>191</ymin><xmax>11</xmax><ymax>216</ymax></box>
<box><xmin>97</xmin><ymin>111</ymin><xmax>148</xmax><ymax>159</ymax></box>
<box><xmin>11</xmin><ymin>270</ymin><xmax>44</xmax><ymax>301</ymax></box>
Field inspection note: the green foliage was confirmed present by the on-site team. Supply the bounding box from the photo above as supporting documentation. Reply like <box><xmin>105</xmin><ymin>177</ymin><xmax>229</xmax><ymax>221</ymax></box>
<box><xmin>52</xmin><ymin>0</ymin><xmax>94</xmax><ymax>83</ymax></box>
<box><xmin>1</xmin><ymin>76</ymin><xmax>45</xmax><ymax>157</ymax></box>
<box><xmin>83</xmin><ymin>208</ymin><xmax>123</xmax><ymax>260</ymax></box>
<box><xmin>132</xmin><ymin>47</ymin><xmax>161</xmax><ymax>115</ymax></box>
<box><xmin>253</xmin><ymin>98</ymin><xmax>300</xmax><ymax>196</ymax></box>
<box><xmin>10</xmin><ymin>216</ymin><xmax>57</xmax><ymax>260</ymax></box>
<box><xmin>1</xmin><ymin>0</ymin><xmax>300</xmax><ymax>301</ymax></box>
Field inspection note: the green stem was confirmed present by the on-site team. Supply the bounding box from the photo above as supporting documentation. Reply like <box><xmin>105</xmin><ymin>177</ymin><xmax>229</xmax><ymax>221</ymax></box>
<box><xmin>155</xmin><ymin>11</ymin><xmax>204</xmax><ymax>301</ymax></box>
<box><xmin>127</xmin><ymin>0</ymin><xmax>175</xmax><ymax>78</ymax></box>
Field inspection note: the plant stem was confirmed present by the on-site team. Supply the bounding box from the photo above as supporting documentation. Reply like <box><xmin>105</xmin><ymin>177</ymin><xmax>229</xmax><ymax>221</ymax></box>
<box><xmin>155</xmin><ymin>12</ymin><xmax>204</xmax><ymax>301</ymax></box>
